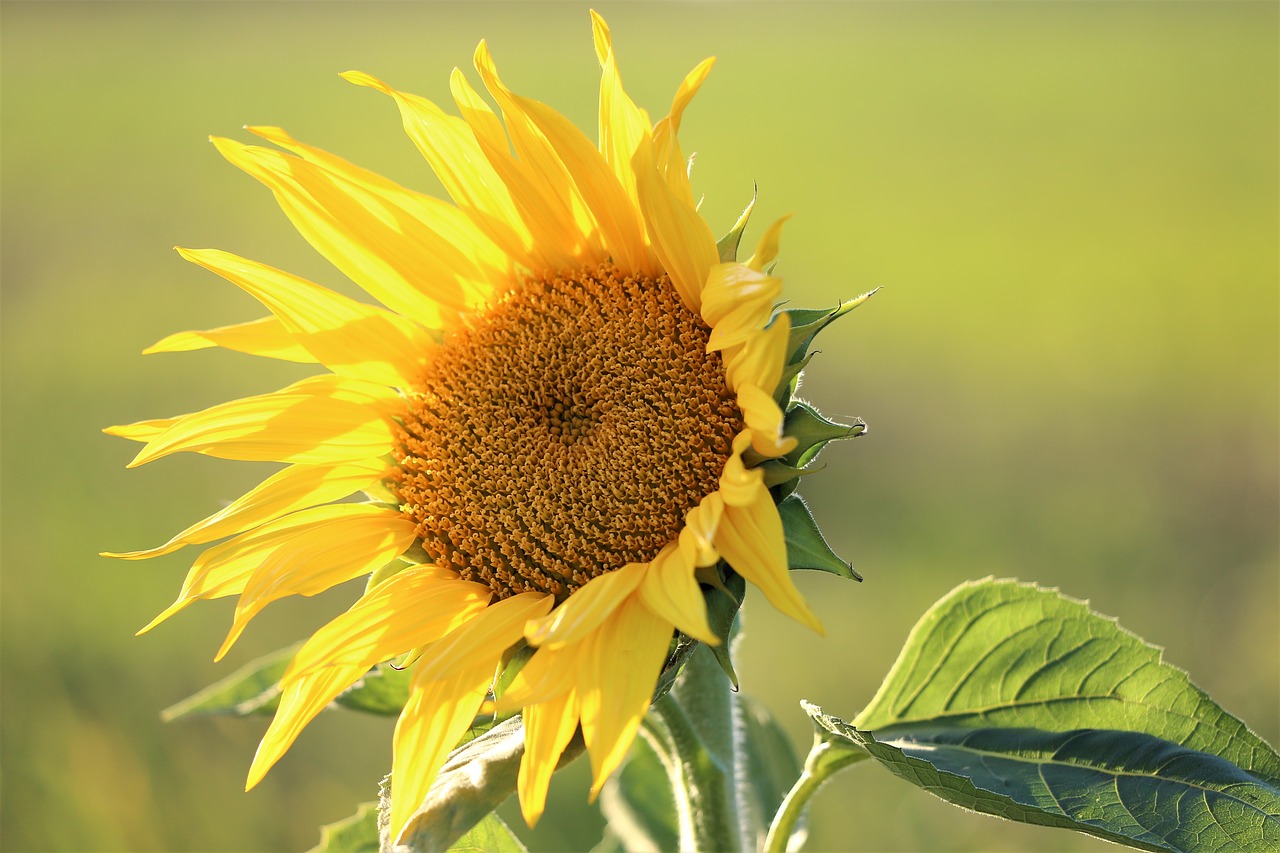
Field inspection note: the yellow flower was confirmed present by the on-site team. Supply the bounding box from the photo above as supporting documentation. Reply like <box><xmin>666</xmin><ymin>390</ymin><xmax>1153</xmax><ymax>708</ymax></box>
<box><xmin>105</xmin><ymin>12</ymin><xmax>828</xmax><ymax>842</ymax></box>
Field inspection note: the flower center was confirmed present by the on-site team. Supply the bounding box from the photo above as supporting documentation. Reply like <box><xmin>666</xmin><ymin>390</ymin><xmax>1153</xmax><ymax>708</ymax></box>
<box><xmin>393</xmin><ymin>264</ymin><xmax>743</xmax><ymax>602</ymax></box>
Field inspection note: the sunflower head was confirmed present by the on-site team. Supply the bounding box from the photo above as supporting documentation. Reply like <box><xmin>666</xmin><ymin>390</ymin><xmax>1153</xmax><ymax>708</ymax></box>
<box><xmin>105</xmin><ymin>11</ymin><xmax>868</xmax><ymax>844</ymax></box>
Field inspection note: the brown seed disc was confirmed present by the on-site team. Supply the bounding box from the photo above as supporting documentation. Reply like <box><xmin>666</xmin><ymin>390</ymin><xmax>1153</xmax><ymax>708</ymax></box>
<box><xmin>392</xmin><ymin>264</ymin><xmax>743</xmax><ymax>602</ymax></box>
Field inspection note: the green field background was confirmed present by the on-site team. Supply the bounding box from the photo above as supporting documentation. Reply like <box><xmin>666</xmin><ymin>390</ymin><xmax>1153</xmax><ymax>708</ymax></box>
<box><xmin>2</xmin><ymin>2</ymin><xmax>1276</xmax><ymax>851</ymax></box>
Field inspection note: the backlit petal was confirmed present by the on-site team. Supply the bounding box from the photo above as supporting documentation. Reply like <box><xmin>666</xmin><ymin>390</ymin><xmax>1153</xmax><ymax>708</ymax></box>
<box><xmin>524</xmin><ymin>562</ymin><xmax>645</xmax><ymax>650</ymax></box>
<box><xmin>633</xmin><ymin>135</ymin><xmax>717</xmax><ymax>311</ymax></box>
<box><xmin>414</xmin><ymin>592</ymin><xmax>553</xmax><ymax>683</ymax></box>
<box><xmin>178</xmin><ymin>247</ymin><xmax>433</xmax><ymax>387</ymax></box>
<box><xmin>518</xmin><ymin>690</ymin><xmax>580</xmax><ymax>827</ymax></box>
<box><xmin>144</xmin><ymin>315</ymin><xmax>315</xmax><ymax>363</ymax></box>
<box><xmin>725</xmin><ymin>313</ymin><xmax>790</xmax><ymax>394</ymax></box>
<box><xmin>637</xmin><ymin>543</ymin><xmax>717</xmax><ymax>645</ymax></box>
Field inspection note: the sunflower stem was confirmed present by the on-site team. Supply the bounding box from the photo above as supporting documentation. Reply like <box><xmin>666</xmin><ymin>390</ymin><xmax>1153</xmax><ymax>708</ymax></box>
<box><xmin>763</xmin><ymin>737</ymin><xmax>869</xmax><ymax>853</ymax></box>
<box><xmin>648</xmin><ymin>644</ymin><xmax>742</xmax><ymax>852</ymax></box>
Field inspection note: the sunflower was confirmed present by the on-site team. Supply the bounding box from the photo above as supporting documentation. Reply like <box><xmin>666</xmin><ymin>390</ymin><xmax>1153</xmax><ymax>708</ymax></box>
<box><xmin>106</xmin><ymin>12</ymin><xmax>858</xmax><ymax>843</ymax></box>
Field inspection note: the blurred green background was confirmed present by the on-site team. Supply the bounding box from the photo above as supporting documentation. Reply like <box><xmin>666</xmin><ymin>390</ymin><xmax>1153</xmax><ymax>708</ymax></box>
<box><xmin>2</xmin><ymin>2</ymin><xmax>1276</xmax><ymax>851</ymax></box>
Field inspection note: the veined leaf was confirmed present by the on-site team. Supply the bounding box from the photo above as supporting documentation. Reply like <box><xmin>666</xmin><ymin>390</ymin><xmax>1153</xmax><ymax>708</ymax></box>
<box><xmin>310</xmin><ymin>801</ymin><xmax>379</xmax><ymax>853</ymax></box>
<box><xmin>162</xmin><ymin>642</ymin><xmax>299</xmax><ymax>720</ymax></box>
<box><xmin>446</xmin><ymin>812</ymin><xmax>527</xmax><ymax>853</ymax></box>
<box><xmin>855</xmin><ymin>579</ymin><xmax>1280</xmax><ymax>784</ymax></box>
<box><xmin>849</xmin><ymin>724</ymin><xmax>1280</xmax><ymax>852</ymax></box>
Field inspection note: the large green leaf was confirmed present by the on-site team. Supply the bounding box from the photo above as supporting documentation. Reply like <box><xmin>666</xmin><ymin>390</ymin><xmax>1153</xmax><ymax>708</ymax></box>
<box><xmin>446</xmin><ymin>812</ymin><xmax>527</xmax><ymax>853</ymax></box>
<box><xmin>855</xmin><ymin>579</ymin><xmax>1280</xmax><ymax>784</ymax></box>
<box><xmin>161</xmin><ymin>643</ymin><xmax>299</xmax><ymax>720</ymax></box>
<box><xmin>842</xmin><ymin>721</ymin><xmax>1280</xmax><ymax>851</ymax></box>
<box><xmin>310</xmin><ymin>801</ymin><xmax>379</xmax><ymax>853</ymax></box>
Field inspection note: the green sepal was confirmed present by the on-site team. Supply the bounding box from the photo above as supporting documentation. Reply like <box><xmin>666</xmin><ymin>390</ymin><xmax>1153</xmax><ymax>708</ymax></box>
<box><xmin>781</xmin><ymin>289</ymin><xmax>878</xmax><ymax>366</ymax></box>
<box><xmin>446</xmin><ymin>812</ymin><xmax>528</xmax><ymax>853</ymax></box>
<box><xmin>717</xmin><ymin>190</ymin><xmax>756</xmax><ymax>263</ymax></box>
<box><xmin>783</xmin><ymin>401</ymin><xmax>866</xmax><ymax>469</ymax></box>
<box><xmin>309</xmin><ymin>801</ymin><xmax>378</xmax><ymax>853</ymax></box>
<box><xmin>161</xmin><ymin>642</ymin><xmax>300</xmax><ymax>720</ymax></box>
<box><xmin>778</xmin><ymin>351</ymin><xmax>815</xmax><ymax>401</ymax></box>
<box><xmin>779</xmin><ymin>495</ymin><xmax>861</xmax><ymax>581</ymax></box>
<box><xmin>701</xmin><ymin>570</ymin><xmax>746</xmax><ymax>689</ymax></box>
<box><xmin>335</xmin><ymin>664</ymin><xmax>412</xmax><ymax>716</ymax></box>
<box><xmin>759</xmin><ymin>459</ymin><xmax>818</xmax><ymax>489</ymax></box>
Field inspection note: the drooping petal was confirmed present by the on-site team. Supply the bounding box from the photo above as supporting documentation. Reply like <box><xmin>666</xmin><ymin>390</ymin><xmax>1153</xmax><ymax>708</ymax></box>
<box><xmin>247</xmin><ymin>665</ymin><xmax>361</xmax><ymax>789</ymax></box>
<box><xmin>415</xmin><ymin>592</ymin><xmax>553</xmax><ymax>683</ymax></box>
<box><xmin>737</xmin><ymin>383</ymin><xmax>798</xmax><ymax>458</ymax></box>
<box><xmin>126</xmin><ymin>377</ymin><xmax>396</xmax><ymax>468</ymax></box>
<box><xmin>715</xmin><ymin>474</ymin><xmax>823</xmax><ymax>635</ymax></box>
<box><xmin>518</xmin><ymin>689</ymin><xmax>580</xmax><ymax>827</ymax></box>
<box><xmin>494</xmin><ymin>642</ymin><xmax>585</xmax><ymax>713</ymax></box>
<box><xmin>103</xmin><ymin>459</ymin><xmax>388</xmax><ymax>560</ymax></box>
<box><xmin>637</xmin><ymin>543</ymin><xmax>717</xmax><ymax>645</ymax></box>
<box><xmin>283</xmin><ymin>569</ymin><xmax>491</xmax><ymax>680</ymax></box>
<box><xmin>212</xmin><ymin>136</ymin><xmax>495</xmax><ymax>330</ymax></box>
<box><xmin>633</xmin><ymin>135</ymin><xmax>717</xmax><ymax>311</ymax></box>
<box><xmin>389</xmin><ymin>663</ymin><xmax>494</xmax><ymax>842</ymax></box>
<box><xmin>144</xmin><ymin>316</ymin><xmax>315</xmax><ymax>363</ymax></box>
<box><xmin>702</xmin><ymin>262</ymin><xmax>783</xmax><ymax>353</ymax></box>
<box><xmin>215</xmin><ymin>504</ymin><xmax>418</xmax><ymax>660</ymax></box>
<box><xmin>724</xmin><ymin>313</ymin><xmax>790</xmax><ymax>394</ymax></box>
<box><xmin>178</xmin><ymin>247</ymin><xmax>433</xmax><ymax>388</ymax></box>
<box><xmin>577</xmin><ymin>596</ymin><xmax>672</xmax><ymax>797</ymax></box>
<box><xmin>524</xmin><ymin>562</ymin><xmax>645</xmax><ymax>650</ymax></box>
<box><xmin>676</xmin><ymin>491</ymin><xmax>725</xmax><ymax>569</ymax></box>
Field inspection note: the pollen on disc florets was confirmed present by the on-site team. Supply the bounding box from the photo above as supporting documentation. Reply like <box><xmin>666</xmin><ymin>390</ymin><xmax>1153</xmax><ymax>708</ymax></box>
<box><xmin>392</xmin><ymin>264</ymin><xmax>744</xmax><ymax>603</ymax></box>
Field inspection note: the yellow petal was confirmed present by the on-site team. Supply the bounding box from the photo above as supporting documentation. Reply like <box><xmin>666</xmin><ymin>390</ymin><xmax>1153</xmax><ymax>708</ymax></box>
<box><xmin>717</xmin><ymin>432</ymin><xmax>763</xmax><ymax>508</ymax></box>
<box><xmin>476</xmin><ymin>50</ymin><xmax>652</xmax><ymax>275</ymax></box>
<box><xmin>737</xmin><ymin>383</ymin><xmax>798</xmax><ymax>458</ymax></box>
<box><xmin>104</xmin><ymin>417</ymin><xmax>180</xmax><ymax>443</ymax></box>
<box><xmin>178</xmin><ymin>247</ymin><xmax>433</xmax><ymax>388</ymax></box>
<box><xmin>677</xmin><ymin>491</ymin><xmax>724</xmax><ymax>569</ymax></box>
<box><xmin>144</xmin><ymin>315</ymin><xmax>315</xmax><ymax>363</ymax></box>
<box><xmin>212</xmin><ymin>136</ymin><xmax>493</xmax><ymax>330</ymax></box>
<box><xmin>637</xmin><ymin>543</ymin><xmax>717</xmax><ymax>645</ymax></box>
<box><xmin>389</xmin><ymin>664</ymin><xmax>494</xmax><ymax>843</ymax></box>
<box><xmin>414</xmin><ymin>592</ymin><xmax>553</xmax><ymax>683</ymax></box>
<box><xmin>470</xmin><ymin>42</ymin><xmax>604</xmax><ymax>269</ymax></box>
<box><xmin>746</xmin><ymin>215</ymin><xmax>791</xmax><ymax>273</ymax></box>
<box><xmin>126</xmin><ymin>377</ymin><xmax>395</xmax><ymax>468</ymax></box>
<box><xmin>283</xmin><ymin>569</ymin><xmax>491</xmax><ymax>680</ymax></box>
<box><xmin>652</xmin><ymin>57</ymin><xmax>716</xmax><ymax>205</ymax></box>
<box><xmin>578</xmin><ymin>596</ymin><xmax>672</xmax><ymax>797</ymax></box>
<box><xmin>701</xmin><ymin>262</ymin><xmax>783</xmax><ymax>353</ymax></box>
<box><xmin>215</xmin><ymin>504</ymin><xmax>418</xmax><ymax>661</ymax></box>
<box><xmin>494</xmin><ymin>643</ymin><xmax>585</xmax><ymax>713</ymax></box>
<box><xmin>725</xmin><ymin>313</ymin><xmax>790</xmax><ymax>394</ymax></box>
<box><xmin>716</xmin><ymin>485</ymin><xmax>823</xmax><ymax>635</ymax></box>
<box><xmin>103</xmin><ymin>459</ymin><xmax>388</xmax><ymax>560</ymax></box>
<box><xmin>247</xmin><ymin>665</ymin><xmax>362</xmax><ymax>789</ymax></box>
<box><xmin>633</xmin><ymin>135</ymin><xmax>717</xmax><ymax>312</ymax></box>
<box><xmin>342</xmin><ymin>70</ymin><xmax>538</xmax><ymax>271</ymax></box>
<box><xmin>518</xmin><ymin>689</ymin><xmax>580</xmax><ymax>827</ymax></box>
<box><xmin>590</xmin><ymin>12</ymin><xmax>654</xmax><ymax>227</ymax></box>
<box><xmin>524</xmin><ymin>562</ymin><xmax>645</xmax><ymax>650</ymax></box>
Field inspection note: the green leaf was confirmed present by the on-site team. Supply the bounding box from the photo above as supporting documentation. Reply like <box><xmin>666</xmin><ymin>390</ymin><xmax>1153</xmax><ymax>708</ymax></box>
<box><xmin>391</xmin><ymin>715</ymin><xmax>586</xmax><ymax>852</ymax></box>
<box><xmin>309</xmin><ymin>801</ymin><xmax>378</xmax><ymax>853</ymax></box>
<box><xmin>778</xmin><ymin>495</ymin><xmax>861</xmax><ymax>581</ymax></box>
<box><xmin>600</xmin><ymin>733</ymin><xmax>680</xmax><ymax>853</ymax></box>
<box><xmin>783</xmin><ymin>401</ymin><xmax>865</xmax><ymax>469</ymax></box>
<box><xmin>446</xmin><ymin>812</ymin><xmax>528</xmax><ymax>853</ymax></box>
<box><xmin>781</xmin><ymin>289</ymin><xmax>877</xmax><ymax>366</ymax></box>
<box><xmin>334</xmin><ymin>664</ymin><xmax>411</xmax><ymax>716</ymax></box>
<box><xmin>161</xmin><ymin>643</ymin><xmax>300</xmax><ymax>720</ymax></box>
<box><xmin>855</xmin><ymin>579</ymin><xmax>1280</xmax><ymax>783</ymax></box>
<box><xmin>702</xmin><ymin>571</ymin><xmax>746</xmax><ymax>689</ymax></box>
<box><xmin>716</xmin><ymin>190</ymin><xmax>756</xmax><ymax>263</ymax></box>
<box><xmin>849</xmin><ymin>725</ymin><xmax>1280</xmax><ymax>852</ymax></box>
<box><xmin>738</xmin><ymin>695</ymin><xmax>806</xmax><ymax>851</ymax></box>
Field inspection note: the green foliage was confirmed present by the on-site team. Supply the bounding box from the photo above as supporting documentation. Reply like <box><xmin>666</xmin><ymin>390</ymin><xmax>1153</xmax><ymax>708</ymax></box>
<box><xmin>446</xmin><ymin>813</ymin><xmax>528</xmax><ymax>853</ymax></box>
<box><xmin>309</xmin><ymin>802</ymin><xmax>379</xmax><ymax>853</ymax></box>
<box><xmin>161</xmin><ymin>643</ymin><xmax>298</xmax><ymax>720</ymax></box>
<box><xmin>782</xmin><ymin>402</ymin><xmax>865</xmax><ymax>469</ymax></box>
<box><xmin>778</xmin><ymin>495</ymin><xmax>861</xmax><ymax>581</ymax></box>
<box><xmin>600</xmin><ymin>734</ymin><xmax>680</xmax><ymax>852</ymax></box>
<box><xmin>785</xmin><ymin>579</ymin><xmax>1280</xmax><ymax>852</ymax></box>
<box><xmin>334</xmin><ymin>664</ymin><xmax>411</xmax><ymax>716</ymax></box>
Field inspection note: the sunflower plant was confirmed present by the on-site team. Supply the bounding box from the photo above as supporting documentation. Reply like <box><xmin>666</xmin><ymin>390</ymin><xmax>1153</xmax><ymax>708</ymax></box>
<box><xmin>106</xmin><ymin>12</ymin><xmax>1279</xmax><ymax>853</ymax></box>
